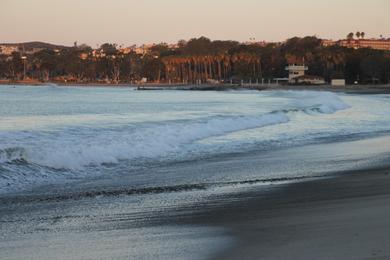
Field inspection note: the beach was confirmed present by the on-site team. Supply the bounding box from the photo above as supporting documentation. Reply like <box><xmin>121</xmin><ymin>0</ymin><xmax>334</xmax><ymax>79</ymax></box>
<box><xmin>2</xmin><ymin>0</ymin><xmax>390</xmax><ymax>258</ymax></box>
<box><xmin>1</xmin><ymin>85</ymin><xmax>390</xmax><ymax>259</ymax></box>
<box><xmin>206</xmin><ymin>167</ymin><xmax>390</xmax><ymax>260</ymax></box>
<box><xmin>1</xmin><ymin>135</ymin><xmax>390</xmax><ymax>259</ymax></box>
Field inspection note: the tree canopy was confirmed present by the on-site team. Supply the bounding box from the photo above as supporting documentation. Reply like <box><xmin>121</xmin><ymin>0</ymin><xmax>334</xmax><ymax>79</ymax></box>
<box><xmin>0</xmin><ymin>36</ymin><xmax>389</xmax><ymax>84</ymax></box>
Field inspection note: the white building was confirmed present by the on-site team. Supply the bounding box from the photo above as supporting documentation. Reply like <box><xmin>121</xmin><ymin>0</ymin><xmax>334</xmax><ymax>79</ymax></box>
<box><xmin>295</xmin><ymin>75</ymin><xmax>325</xmax><ymax>85</ymax></box>
<box><xmin>0</xmin><ymin>45</ymin><xmax>19</xmax><ymax>55</ymax></box>
<box><xmin>331</xmin><ymin>79</ymin><xmax>346</xmax><ymax>86</ymax></box>
<box><xmin>285</xmin><ymin>64</ymin><xmax>308</xmax><ymax>83</ymax></box>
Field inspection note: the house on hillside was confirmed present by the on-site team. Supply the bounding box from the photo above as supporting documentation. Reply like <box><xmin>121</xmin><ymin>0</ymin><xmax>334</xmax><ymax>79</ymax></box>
<box><xmin>321</xmin><ymin>38</ymin><xmax>390</xmax><ymax>51</ymax></box>
<box><xmin>0</xmin><ymin>45</ymin><xmax>19</xmax><ymax>55</ymax></box>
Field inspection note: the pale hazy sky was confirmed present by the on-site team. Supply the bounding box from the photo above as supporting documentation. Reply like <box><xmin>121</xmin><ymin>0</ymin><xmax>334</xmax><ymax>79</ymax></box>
<box><xmin>1</xmin><ymin>0</ymin><xmax>389</xmax><ymax>46</ymax></box>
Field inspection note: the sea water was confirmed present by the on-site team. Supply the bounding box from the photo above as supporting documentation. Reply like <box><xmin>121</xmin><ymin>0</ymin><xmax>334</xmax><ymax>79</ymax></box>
<box><xmin>1</xmin><ymin>85</ymin><xmax>390</xmax><ymax>194</ymax></box>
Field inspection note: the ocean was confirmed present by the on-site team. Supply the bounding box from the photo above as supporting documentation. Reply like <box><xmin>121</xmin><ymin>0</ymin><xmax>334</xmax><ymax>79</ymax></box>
<box><xmin>1</xmin><ymin>85</ymin><xmax>390</xmax><ymax>259</ymax></box>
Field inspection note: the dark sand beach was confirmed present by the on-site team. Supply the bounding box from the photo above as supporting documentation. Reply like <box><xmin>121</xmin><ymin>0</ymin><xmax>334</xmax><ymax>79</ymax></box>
<box><xmin>2</xmin><ymin>168</ymin><xmax>390</xmax><ymax>260</ymax></box>
<box><xmin>203</xmin><ymin>167</ymin><xmax>390</xmax><ymax>259</ymax></box>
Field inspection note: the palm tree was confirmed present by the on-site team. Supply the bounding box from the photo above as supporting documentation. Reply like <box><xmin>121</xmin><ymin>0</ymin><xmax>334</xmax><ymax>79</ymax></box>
<box><xmin>356</xmin><ymin>32</ymin><xmax>361</xmax><ymax>39</ymax></box>
<box><xmin>361</xmin><ymin>32</ymin><xmax>365</xmax><ymax>39</ymax></box>
<box><xmin>347</xmin><ymin>32</ymin><xmax>354</xmax><ymax>40</ymax></box>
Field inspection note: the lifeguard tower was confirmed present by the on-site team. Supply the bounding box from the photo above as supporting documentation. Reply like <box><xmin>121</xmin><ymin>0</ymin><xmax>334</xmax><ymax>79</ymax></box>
<box><xmin>285</xmin><ymin>64</ymin><xmax>308</xmax><ymax>83</ymax></box>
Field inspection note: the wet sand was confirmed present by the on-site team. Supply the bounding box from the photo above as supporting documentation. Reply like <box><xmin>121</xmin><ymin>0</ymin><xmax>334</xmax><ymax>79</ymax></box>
<box><xmin>191</xmin><ymin>167</ymin><xmax>390</xmax><ymax>259</ymax></box>
<box><xmin>2</xmin><ymin>167</ymin><xmax>390</xmax><ymax>260</ymax></box>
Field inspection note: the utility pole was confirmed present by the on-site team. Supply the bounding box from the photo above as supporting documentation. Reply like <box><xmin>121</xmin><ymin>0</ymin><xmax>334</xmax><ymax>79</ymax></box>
<box><xmin>21</xmin><ymin>56</ymin><xmax>27</xmax><ymax>80</ymax></box>
<box><xmin>21</xmin><ymin>44</ymin><xmax>27</xmax><ymax>80</ymax></box>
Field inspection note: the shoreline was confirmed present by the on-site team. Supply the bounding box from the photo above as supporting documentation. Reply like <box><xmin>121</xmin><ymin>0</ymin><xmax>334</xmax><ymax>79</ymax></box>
<box><xmin>3</xmin><ymin>167</ymin><xmax>390</xmax><ymax>260</ymax></box>
<box><xmin>1</xmin><ymin>81</ymin><xmax>390</xmax><ymax>94</ymax></box>
<box><xmin>1</xmin><ymin>135</ymin><xmax>390</xmax><ymax>259</ymax></box>
<box><xmin>3</xmin><ymin>133</ymin><xmax>390</xmax><ymax>200</ymax></box>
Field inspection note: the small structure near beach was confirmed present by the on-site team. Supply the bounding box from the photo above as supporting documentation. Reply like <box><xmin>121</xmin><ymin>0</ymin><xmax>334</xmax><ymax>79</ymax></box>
<box><xmin>286</xmin><ymin>64</ymin><xmax>308</xmax><ymax>83</ymax></box>
<box><xmin>294</xmin><ymin>75</ymin><xmax>326</xmax><ymax>85</ymax></box>
<box><xmin>331</xmin><ymin>79</ymin><xmax>346</xmax><ymax>86</ymax></box>
<box><xmin>285</xmin><ymin>64</ymin><xmax>325</xmax><ymax>85</ymax></box>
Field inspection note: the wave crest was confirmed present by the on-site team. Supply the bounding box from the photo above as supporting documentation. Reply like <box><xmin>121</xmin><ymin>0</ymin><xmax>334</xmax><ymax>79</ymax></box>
<box><xmin>0</xmin><ymin>147</ymin><xmax>27</xmax><ymax>164</ymax></box>
<box><xmin>25</xmin><ymin>112</ymin><xmax>290</xmax><ymax>170</ymax></box>
<box><xmin>1</xmin><ymin>91</ymin><xmax>351</xmax><ymax>170</ymax></box>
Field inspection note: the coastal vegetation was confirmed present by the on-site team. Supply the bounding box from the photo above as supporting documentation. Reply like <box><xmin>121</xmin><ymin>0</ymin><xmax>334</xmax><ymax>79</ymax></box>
<box><xmin>0</xmin><ymin>36</ymin><xmax>389</xmax><ymax>84</ymax></box>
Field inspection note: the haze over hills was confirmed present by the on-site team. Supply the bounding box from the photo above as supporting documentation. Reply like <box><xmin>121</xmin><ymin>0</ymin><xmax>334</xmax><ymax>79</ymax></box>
<box><xmin>0</xmin><ymin>41</ymin><xmax>70</xmax><ymax>50</ymax></box>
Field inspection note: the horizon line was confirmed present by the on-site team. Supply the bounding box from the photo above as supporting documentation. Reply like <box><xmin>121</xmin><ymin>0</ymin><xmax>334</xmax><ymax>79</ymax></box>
<box><xmin>2</xmin><ymin>33</ymin><xmax>389</xmax><ymax>48</ymax></box>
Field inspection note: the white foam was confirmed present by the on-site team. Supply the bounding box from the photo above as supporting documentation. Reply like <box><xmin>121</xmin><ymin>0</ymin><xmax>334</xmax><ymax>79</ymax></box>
<box><xmin>0</xmin><ymin>147</ymin><xmax>27</xmax><ymax>164</ymax></box>
<box><xmin>1</xmin><ymin>89</ymin><xmax>366</xmax><ymax>193</ymax></box>
<box><xmin>0</xmin><ymin>90</ymin><xmax>355</xmax><ymax>171</ymax></box>
<box><xmin>281</xmin><ymin>90</ymin><xmax>351</xmax><ymax>114</ymax></box>
<box><xmin>18</xmin><ymin>112</ymin><xmax>289</xmax><ymax>170</ymax></box>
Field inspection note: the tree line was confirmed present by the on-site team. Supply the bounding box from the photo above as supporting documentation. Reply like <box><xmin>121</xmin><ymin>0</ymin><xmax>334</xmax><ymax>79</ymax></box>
<box><xmin>0</xmin><ymin>36</ymin><xmax>389</xmax><ymax>84</ymax></box>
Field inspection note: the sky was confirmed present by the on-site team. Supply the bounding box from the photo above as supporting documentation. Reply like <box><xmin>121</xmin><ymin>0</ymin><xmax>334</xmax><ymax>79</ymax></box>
<box><xmin>0</xmin><ymin>0</ymin><xmax>389</xmax><ymax>47</ymax></box>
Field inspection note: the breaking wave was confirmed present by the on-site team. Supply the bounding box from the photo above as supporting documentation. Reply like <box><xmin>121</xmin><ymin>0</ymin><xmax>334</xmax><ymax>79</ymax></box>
<box><xmin>0</xmin><ymin>90</ymin><xmax>357</xmax><ymax>194</ymax></box>
<box><xmin>0</xmin><ymin>147</ymin><xmax>27</xmax><ymax>164</ymax></box>
<box><xmin>1</xmin><ymin>112</ymin><xmax>290</xmax><ymax>169</ymax></box>
<box><xmin>2</xmin><ymin>106</ymin><xmax>348</xmax><ymax>170</ymax></box>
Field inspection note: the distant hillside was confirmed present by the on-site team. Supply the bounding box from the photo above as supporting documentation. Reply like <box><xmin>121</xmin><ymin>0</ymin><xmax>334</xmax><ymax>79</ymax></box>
<box><xmin>0</xmin><ymin>41</ymin><xmax>70</xmax><ymax>51</ymax></box>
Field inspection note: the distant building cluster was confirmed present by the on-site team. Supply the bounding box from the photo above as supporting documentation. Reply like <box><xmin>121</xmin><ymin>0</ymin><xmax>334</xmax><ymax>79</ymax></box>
<box><xmin>88</xmin><ymin>43</ymin><xmax>179</xmax><ymax>58</ymax></box>
<box><xmin>0</xmin><ymin>44</ymin><xmax>51</xmax><ymax>56</ymax></box>
<box><xmin>0</xmin><ymin>41</ymin><xmax>282</xmax><ymax>59</ymax></box>
<box><xmin>0</xmin><ymin>45</ymin><xmax>19</xmax><ymax>55</ymax></box>
<box><xmin>243</xmin><ymin>40</ymin><xmax>275</xmax><ymax>47</ymax></box>
<box><xmin>1</xmin><ymin>36</ymin><xmax>389</xmax><ymax>58</ymax></box>
<box><xmin>322</xmin><ymin>38</ymin><xmax>390</xmax><ymax>51</ymax></box>
<box><xmin>129</xmin><ymin>43</ymin><xmax>179</xmax><ymax>55</ymax></box>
